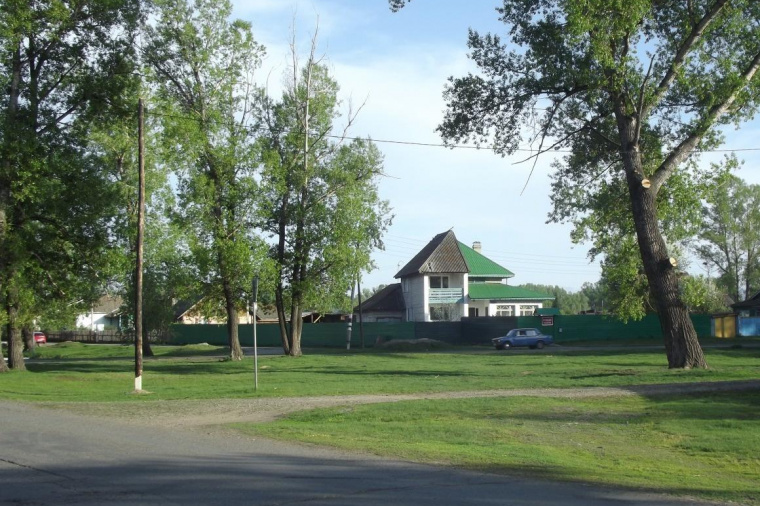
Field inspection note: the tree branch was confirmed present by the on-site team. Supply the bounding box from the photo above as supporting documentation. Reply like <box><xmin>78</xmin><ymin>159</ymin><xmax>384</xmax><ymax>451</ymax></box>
<box><xmin>643</xmin><ymin>0</ymin><xmax>729</xmax><ymax>118</ymax></box>
<box><xmin>651</xmin><ymin>49</ymin><xmax>760</xmax><ymax>194</ymax></box>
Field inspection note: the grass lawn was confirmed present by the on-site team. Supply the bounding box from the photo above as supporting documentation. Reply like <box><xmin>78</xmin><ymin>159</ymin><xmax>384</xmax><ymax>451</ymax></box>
<box><xmin>0</xmin><ymin>342</ymin><xmax>757</xmax><ymax>401</ymax></box>
<box><xmin>236</xmin><ymin>392</ymin><xmax>760</xmax><ymax>505</ymax></box>
<box><xmin>3</xmin><ymin>343</ymin><xmax>759</xmax><ymax>504</ymax></box>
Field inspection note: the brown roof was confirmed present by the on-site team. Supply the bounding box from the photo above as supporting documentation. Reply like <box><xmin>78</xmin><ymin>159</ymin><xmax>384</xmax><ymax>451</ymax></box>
<box><xmin>732</xmin><ymin>290</ymin><xmax>760</xmax><ymax>309</ymax></box>
<box><xmin>394</xmin><ymin>231</ymin><xmax>468</xmax><ymax>278</ymax></box>
<box><xmin>92</xmin><ymin>295</ymin><xmax>123</xmax><ymax>315</ymax></box>
<box><xmin>354</xmin><ymin>283</ymin><xmax>406</xmax><ymax>313</ymax></box>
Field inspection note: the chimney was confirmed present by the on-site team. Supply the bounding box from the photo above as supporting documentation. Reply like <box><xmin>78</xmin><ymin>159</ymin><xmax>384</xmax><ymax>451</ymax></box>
<box><xmin>472</xmin><ymin>241</ymin><xmax>482</xmax><ymax>253</ymax></box>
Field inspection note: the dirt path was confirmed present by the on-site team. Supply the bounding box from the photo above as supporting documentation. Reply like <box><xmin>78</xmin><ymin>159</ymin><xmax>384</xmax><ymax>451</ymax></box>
<box><xmin>40</xmin><ymin>379</ymin><xmax>760</xmax><ymax>428</ymax></box>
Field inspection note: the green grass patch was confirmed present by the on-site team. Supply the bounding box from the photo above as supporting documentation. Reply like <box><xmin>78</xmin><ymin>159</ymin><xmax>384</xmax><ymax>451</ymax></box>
<box><xmin>236</xmin><ymin>392</ymin><xmax>760</xmax><ymax>505</ymax></box>
<box><xmin>2</xmin><ymin>345</ymin><xmax>759</xmax><ymax>402</ymax></box>
<box><xmin>6</xmin><ymin>343</ymin><xmax>760</xmax><ymax>503</ymax></box>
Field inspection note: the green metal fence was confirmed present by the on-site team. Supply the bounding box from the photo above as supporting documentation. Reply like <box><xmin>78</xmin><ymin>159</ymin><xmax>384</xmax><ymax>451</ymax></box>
<box><xmin>168</xmin><ymin>322</ymin><xmax>416</xmax><ymax>348</ymax></box>
<box><xmin>168</xmin><ymin>314</ymin><xmax>714</xmax><ymax>347</ymax></box>
<box><xmin>517</xmin><ymin>314</ymin><xmax>712</xmax><ymax>343</ymax></box>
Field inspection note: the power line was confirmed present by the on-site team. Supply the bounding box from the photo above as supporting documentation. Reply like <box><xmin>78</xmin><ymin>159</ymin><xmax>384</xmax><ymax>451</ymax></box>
<box><xmin>142</xmin><ymin>109</ymin><xmax>760</xmax><ymax>156</ymax></box>
<box><xmin>384</xmin><ymin>234</ymin><xmax>598</xmax><ymax>262</ymax></box>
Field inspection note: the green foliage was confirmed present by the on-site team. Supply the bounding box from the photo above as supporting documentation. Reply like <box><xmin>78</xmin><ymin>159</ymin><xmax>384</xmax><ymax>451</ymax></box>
<box><xmin>517</xmin><ymin>283</ymin><xmax>589</xmax><ymax>314</ymax></box>
<box><xmin>598</xmin><ymin>236</ymin><xmax>652</xmax><ymax>321</ymax></box>
<box><xmin>258</xmin><ymin>50</ymin><xmax>392</xmax><ymax>353</ymax></box>
<box><xmin>680</xmin><ymin>275</ymin><xmax>731</xmax><ymax>314</ymax></box>
<box><xmin>579</xmin><ymin>281</ymin><xmax>608</xmax><ymax>312</ymax></box>
<box><xmin>426</xmin><ymin>1</ymin><xmax>760</xmax><ymax>363</ymax></box>
<box><xmin>0</xmin><ymin>0</ymin><xmax>142</xmax><ymax>367</ymax></box>
<box><xmin>144</xmin><ymin>0</ymin><xmax>271</xmax><ymax>353</ymax></box>
<box><xmin>696</xmin><ymin>164</ymin><xmax>760</xmax><ymax>302</ymax></box>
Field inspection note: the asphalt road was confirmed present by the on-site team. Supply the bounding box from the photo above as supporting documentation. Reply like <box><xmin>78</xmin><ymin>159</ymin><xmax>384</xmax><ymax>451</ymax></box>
<box><xmin>1</xmin><ymin>400</ymin><xmax>730</xmax><ymax>506</ymax></box>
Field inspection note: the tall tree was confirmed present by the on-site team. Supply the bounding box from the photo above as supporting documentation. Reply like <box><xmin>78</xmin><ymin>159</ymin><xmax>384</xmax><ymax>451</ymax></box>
<box><xmin>391</xmin><ymin>0</ymin><xmax>760</xmax><ymax>368</ymax></box>
<box><xmin>696</xmin><ymin>167</ymin><xmax>760</xmax><ymax>302</ymax></box>
<box><xmin>0</xmin><ymin>0</ymin><xmax>141</xmax><ymax>371</ymax></box>
<box><xmin>144</xmin><ymin>0</ymin><xmax>267</xmax><ymax>360</ymax></box>
<box><xmin>258</xmin><ymin>35</ymin><xmax>391</xmax><ymax>357</ymax></box>
<box><xmin>90</xmin><ymin>106</ymin><xmax>185</xmax><ymax>355</ymax></box>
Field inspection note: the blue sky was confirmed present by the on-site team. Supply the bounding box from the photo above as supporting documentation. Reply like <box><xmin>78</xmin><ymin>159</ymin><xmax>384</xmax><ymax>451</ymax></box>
<box><xmin>232</xmin><ymin>0</ymin><xmax>760</xmax><ymax>292</ymax></box>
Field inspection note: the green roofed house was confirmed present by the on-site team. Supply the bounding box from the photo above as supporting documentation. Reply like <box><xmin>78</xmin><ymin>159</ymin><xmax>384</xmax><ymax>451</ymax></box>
<box><xmin>356</xmin><ymin>230</ymin><xmax>553</xmax><ymax>322</ymax></box>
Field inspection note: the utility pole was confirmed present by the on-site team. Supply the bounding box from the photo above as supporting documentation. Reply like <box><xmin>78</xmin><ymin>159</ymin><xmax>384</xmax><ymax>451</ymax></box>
<box><xmin>357</xmin><ymin>273</ymin><xmax>365</xmax><ymax>349</ymax></box>
<box><xmin>346</xmin><ymin>279</ymin><xmax>355</xmax><ymax>350</ymax></box>
<box><xmin>134</xmin><ymin>98</ymin><xmax>145</xmax><ymax>392</ymax></box>
<box><xmin>251</xmin><ymin>276</ymin><xmax>259</xmax><ymax>390</ymax></box>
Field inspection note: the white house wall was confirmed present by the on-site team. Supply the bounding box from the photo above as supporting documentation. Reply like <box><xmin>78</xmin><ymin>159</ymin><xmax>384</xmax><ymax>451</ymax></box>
<box><xmin>402</xmin><ymin>276</ymin><xmax>426</xmax><ymax>322</ymax></box>
<box><xmin>76</xmin><ymin>313</ymin><xmax>109</xmax><ymax>331</ymax></box>
<box><xmin>486</xmin><ymin>302</ymin><xmax>544</xmax><ymax>317</ymax></box>
<box><xmin>468</xmin><ymin>300</ymin><xmax>490</xmax><ymax>317</ymax></box>
<box><xmin>403</xmin><ymin>273</ymin><xmax>469</xmax><ymax>322</ymax></box>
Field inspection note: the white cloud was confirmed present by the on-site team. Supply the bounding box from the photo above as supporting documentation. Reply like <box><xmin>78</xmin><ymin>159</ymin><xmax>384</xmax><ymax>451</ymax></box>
<box><xmin>234</xmin><ymin>1</ymin><xmax>604</xmax><ymax>291</ymax></box>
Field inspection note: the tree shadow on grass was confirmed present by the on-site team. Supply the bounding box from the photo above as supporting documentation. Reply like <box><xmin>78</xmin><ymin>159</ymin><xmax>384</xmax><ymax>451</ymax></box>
<box><xmin>26</xmin><ymin>359</ymin><xmax>249</xmax><ymax>376</ymax></box>
<box><xmin>267</xmin><ymin>368</ymin><xmax>470</xmax><ymax>379</ymax></box>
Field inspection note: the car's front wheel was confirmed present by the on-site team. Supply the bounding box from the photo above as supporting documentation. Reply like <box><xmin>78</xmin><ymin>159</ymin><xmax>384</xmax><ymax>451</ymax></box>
<box><xmin>536</xmin><ymin>340</ymin><xmax>545</xmax><ymax>349</ymax></box>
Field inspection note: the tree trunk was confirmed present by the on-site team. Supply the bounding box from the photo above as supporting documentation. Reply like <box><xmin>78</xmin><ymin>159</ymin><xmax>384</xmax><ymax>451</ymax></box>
<box><xmin>141</xmin><ymin>328</ymin><xmax>154</xmax><ymax>357</ymax></box>
<box><xmin>288</xmin><ymin>296</ymin><xmax>302</xmax><ymax>357</ymax></box>
<box><xmin>22</xmin><ymin>325</ymin><xmax>35</xmax><ymax>351</ymax></box>
<box><xmin>0</xmin><ymin>48</ymin><xmax>21</xmax><ymax>374</ymax></box>
<box><xmin>274</xmin><ymin>282</ymin><xmax>291</xmax><ymax>355</ymax></box>
<box><xmin>357</xmin><ymin>274</ymin><xmax>365</xmax><ymax>348</ymax></box>
<box><xmin>619</xmin><ymin>119</ymin><xmax>707</xmax><ymax>369</ymax></box>
<box><xmin>223</xmin><ymin>281</ymin><xmax>242</xmax><ymax>360</ymax></box>
<box><xmin>5</xmin><ymin>293</ymin><xmax>26</xmax><ymax>371</ymax></box>
<box><xmin>274</xmin><ymin>189</ymin><xmax>292</xmax><ymax>355</ymax></box>
<box><xmin>0</xmin><ymin>343</ymin><xmax>8</xmax><ymax>372</ymax></box>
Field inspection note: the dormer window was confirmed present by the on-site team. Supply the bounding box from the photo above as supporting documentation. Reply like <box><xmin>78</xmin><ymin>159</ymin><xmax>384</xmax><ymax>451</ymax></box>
<box><xmin>429</xmin><ymin>276</ymin><xmax>449</xmax><ymax>289</ymax></box>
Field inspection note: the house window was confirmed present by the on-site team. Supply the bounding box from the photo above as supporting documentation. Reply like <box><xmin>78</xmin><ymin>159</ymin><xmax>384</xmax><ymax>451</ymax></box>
<box><xmin>468</xmin><ymin>307</ymin><xmax>479</xmax><ymax>317</ymax></box>
<box><xmin>429</xmin><ymin>276</ymin><xmax>449</xmax><ymax>289</ymax></box>
<box><xmin>496</xmin><ymin>305</ymin><xmax>513</xmax><ymax>316</ymax></box>
<box><xmin>519</xmin><ymin>305</ymin><xmax>537</xmax><ymax>316</ymax></box>
<box><xmin>430</xmin><ymin>305</ymin><xmax>455</xmax><ymax>321</ymax></box>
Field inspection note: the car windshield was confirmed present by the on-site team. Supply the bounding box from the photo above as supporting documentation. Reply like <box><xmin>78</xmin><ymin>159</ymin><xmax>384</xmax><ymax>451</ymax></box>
<box><xmin>506</xmin><ymin>330</ymin><xmax>518</xmax><ymax>337</ymax></box>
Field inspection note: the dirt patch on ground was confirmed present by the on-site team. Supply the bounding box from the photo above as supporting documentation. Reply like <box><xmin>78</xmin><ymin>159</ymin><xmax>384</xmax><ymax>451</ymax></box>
<box><xmin>40</xmin><ymin>379</ymin><xmax>760</xmax><ymax>429</ymax></box>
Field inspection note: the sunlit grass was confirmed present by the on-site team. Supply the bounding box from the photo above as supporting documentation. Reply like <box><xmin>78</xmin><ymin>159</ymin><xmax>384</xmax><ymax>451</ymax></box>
<box><xmin>1</xmin><ymin>344</ymin><xmax>758</xmax><ymax>402</ymax></box>
<box><xmin>5</xmin><ymin>342</ymin><xmax>759</xmax><ymax>503</ymax></box>
<box><xmin>237</xmin><ymin>392</ymin><xmax>760</xmax><ymax>505</ymax></box>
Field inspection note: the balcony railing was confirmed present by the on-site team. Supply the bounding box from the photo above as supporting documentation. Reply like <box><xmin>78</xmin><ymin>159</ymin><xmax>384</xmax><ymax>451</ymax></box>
<box><xmin>429</xmin><ymin>288</ymin><xmax>464</xmax><ymax>304</ymax></box>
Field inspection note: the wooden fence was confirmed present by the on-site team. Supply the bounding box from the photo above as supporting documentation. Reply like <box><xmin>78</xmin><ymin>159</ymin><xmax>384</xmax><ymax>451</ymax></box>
<box><xmin>45</xmin><ymin>330</ymin><xmax>174</xmax><ymax>344</ymax></box>
<box><xmin>46</xmin><ymin>330</ymin><xmax>133</xmax><ymax>343</ymax></box>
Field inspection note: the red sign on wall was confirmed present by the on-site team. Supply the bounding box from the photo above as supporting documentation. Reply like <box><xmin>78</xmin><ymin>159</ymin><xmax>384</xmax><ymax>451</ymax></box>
<box><xmin>541</xmin><ymin>316</ymin><xmax>554</xmax><ymax>326</ymax></box>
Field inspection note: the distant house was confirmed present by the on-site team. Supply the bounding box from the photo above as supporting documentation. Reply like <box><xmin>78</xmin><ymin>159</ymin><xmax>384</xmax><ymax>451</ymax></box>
<box><xmin>353</xmin><ymin>283</ymin><xmax>406</xmax><ymax>322</ymax></box>
<box><xmin>76</xmin><ymin>295</ymin><xmax>124</xmax><ymax>331</ymax></box>
<box><xmin>356</xmin><ymin>230</ymin><xmax>552</xmax><ymax>322</ymax></box>
<box><xmin>732</xmin><ymin>290</ymin><xmax>760</xmax><ymax>317</ymax></box>
<box><xmin>173</xmin><ymin>298</ymin><xmax>347</xmax><ymax>324</ymax></box>
<box><xmin>173</xmin><ymin>298</ymin><xmax>255</xmax><ymax>324</ymax></box>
